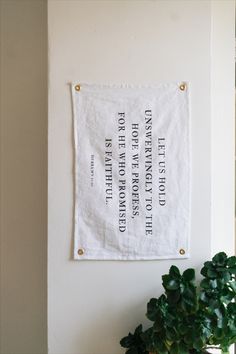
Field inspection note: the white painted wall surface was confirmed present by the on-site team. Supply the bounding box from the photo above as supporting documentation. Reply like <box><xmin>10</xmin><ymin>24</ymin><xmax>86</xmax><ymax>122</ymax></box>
<box><xmin>48</xmin><ymin>1</ymin><xmax>235</xmax><ymax>354</ymax></box>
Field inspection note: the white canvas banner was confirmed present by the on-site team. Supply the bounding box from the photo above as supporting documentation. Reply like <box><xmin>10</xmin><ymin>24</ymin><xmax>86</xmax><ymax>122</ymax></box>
<box><xmin>72</xmin><ymin>83</ymin><xmax>190</xmax><ymax>260</ymax></box>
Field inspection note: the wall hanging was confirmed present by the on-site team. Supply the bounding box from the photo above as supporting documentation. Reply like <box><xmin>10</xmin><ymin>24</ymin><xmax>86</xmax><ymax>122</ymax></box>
<box><xmin>72</xmin><ymin>83</ymin><xmax>190</xmax><ymax>260</ymax></box>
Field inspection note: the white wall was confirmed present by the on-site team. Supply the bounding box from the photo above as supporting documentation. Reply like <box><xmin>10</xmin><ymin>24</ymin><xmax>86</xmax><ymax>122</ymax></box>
<box><xmin>48</xmin><ymin>1</ymin><xmax>235</xmax><ymax>354</ymax></box>
<box><xmin>0</xmin><ymin>1</ymin><xmax>48</xmax><ymax>354</ymax></box>
<box><xmin>211</xmin><ymin>0</ymin><xmax>235</xmax><ymax>256</ymax></box>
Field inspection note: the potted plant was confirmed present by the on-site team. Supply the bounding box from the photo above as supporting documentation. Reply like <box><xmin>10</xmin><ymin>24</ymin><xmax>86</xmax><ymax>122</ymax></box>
<box><xmin>120</xmin><ymin>252</ymin><xmax>236</xmax><ymax>354</ymax></box>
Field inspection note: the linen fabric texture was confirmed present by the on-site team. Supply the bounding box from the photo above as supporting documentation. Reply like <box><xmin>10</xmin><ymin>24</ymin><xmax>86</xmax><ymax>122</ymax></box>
<box><xmin>72</xmin><ymin>83</ymin><xmax>190</xmax><ymax>260</ymax></box>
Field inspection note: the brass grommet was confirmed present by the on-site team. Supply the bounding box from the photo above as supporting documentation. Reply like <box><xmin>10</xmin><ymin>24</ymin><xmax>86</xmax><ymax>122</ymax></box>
<box><xmin>179</xmin><ymin>83</ymin><xmax>187</xmax><ymax>91</ymax></box>
<box><xmin>78</xmin><ymin>248</ymin><xmax>84</xmax><ymax>256</ymax></box>
<box><xmin>179</xmin><ymin>248</ymin><xmax>185</xmax><ymax>255</ymax></box>
<box><xmin>75</xmin><ymin>84</ymin><xmax>81</xmax><ymax>91</ymax></box>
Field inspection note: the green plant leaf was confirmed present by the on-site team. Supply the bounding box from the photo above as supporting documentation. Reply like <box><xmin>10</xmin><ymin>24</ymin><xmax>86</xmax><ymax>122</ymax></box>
<box><xmin>169</xmin><ymin>265</ymin><xmax>181</xmax><ymax>279</ymax></box>
<box><xmin>146</xmin><ymin>298</ymin><xmax>158</xmax><ymax>321</ymax></box>
<box><xmin>156</xmin><ymin>341</ymin><xmax>169</xmax><ymax>354</ymax></box>
<box><xmin>227</xmin><ymin>302</ymin><xmax>236</xmax><ymax>314</ymax></box>
<box><xmin>214</xmin><ymin>308</ymin><xmax>223</xmax><ymax>319</ymax></box>
<box><xmin>229</xmin><ymin>281</ymin><xmax>236</xmax><ymax>292</ymax></box>
<box><xmin>207</xmin><ymin>268</ymin><xmax>218</xmax><ymax>278</ymax></box>
<box><xmin>184</xmin><ymin>331</ymin><xmax>194</xmax><ymax>345</ymax></box>
<box><xmin>183</xmin><ymin>268</ymin><xmax>195</xmax><ymax>282</ymax></box>
<box><xmin>199</xmin><ymin>291</ymin><xmax>208</xmax><ymax>303</ymax></box>
<box><xmin>209</xmin><ymin>279</ymin><xmax>217</xmax><ymax>289</ymax></box>
<box><xmin>120</xmin><ymin>336</ymin><xmax>132</xmax><ymax>348</ymax></box>
<box><xmin>120</xmin><ymin>324</ymin><xmax>148</xmax><ymax>354</ymax></box>
<box><xmin>200</xmin><ymin>279</ymin><xmax>210</xmax><ymax>289</ymax></box>
<box><xmin>169</xmin><ymin>341</ymin><xmax>188</xmax><ymax>354</ymax></box>
<box><xmin>214</xmin><ymin>327</ymin><xmax>224</xmax><ymax>339</ymax></box>
<box><xmin>227</xmin><ymin>256</ymin><xmax>236</xmax><ymax>267</ymax></box>
<box><xmin>228</xmin><ymin>266</ymin><xmax>236</xmax><ymax>274</ymax></box>
<box><xmin>193</xmin><ymin>337</ymin><xmax>205</xmax><ymax>350</ymax></box>
<box><xmin>134</xmin><ymin>325</ymin><xmax>143</xmax><ymax>335</ymax></box>
<box><xmin>212</xmin><ymin>252</ymin><xmax>227</xmax><ymax>266</ymax></box>
<box><xmin>179</xmin><ymin>341</ymin><xmax>189</xmax><ymax>354</ymax></box>
<box><xmin>200</xmin><ymin>266</ymin><xmax>208</xmax><ymax>277</ymax></box>
<box><xmin>222</xmin><ymin>271</ymin><xmax>231</xmax><ymax>282</ymax></box>
<box><xmin>169</xmin><ymin>342</ymin><xmax>180</xmax><ymax>354</ymax></box>
<box><xmin>166</xmin><ymin>290</ymin><xmax>181</xmax><ymax>305</ymax></box>
<box><xmin>178</xmin><ymin>323</ymin><xmax>188</xmax><ymax>335</ymax></box>
<box><xmin>166</xmin><ymin>327</ymin><xmax>178</xmax><ymax>341</ymax></box>
<box><xmin>162</xmin><ymin>275</ymin><xmax>179</xmax><ymax>290</ymax></box>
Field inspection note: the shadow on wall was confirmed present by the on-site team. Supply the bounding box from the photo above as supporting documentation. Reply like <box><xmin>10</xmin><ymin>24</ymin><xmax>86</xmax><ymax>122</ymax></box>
<box><xmin>0</xmin><ymin>1</ymin><xmax>47</xmax><ymax>354</ymax></box>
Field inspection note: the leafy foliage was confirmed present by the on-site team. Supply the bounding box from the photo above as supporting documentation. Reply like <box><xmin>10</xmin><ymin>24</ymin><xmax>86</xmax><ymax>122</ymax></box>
<box><xmin>120</xmin><ymin>252</ymin><xmax>236</xmax><ymax>354</ymax></box>
<box><xmin>120</xmin><ymin>324</ymin><xmax>148</xmax><ymax>354</ymax></box>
